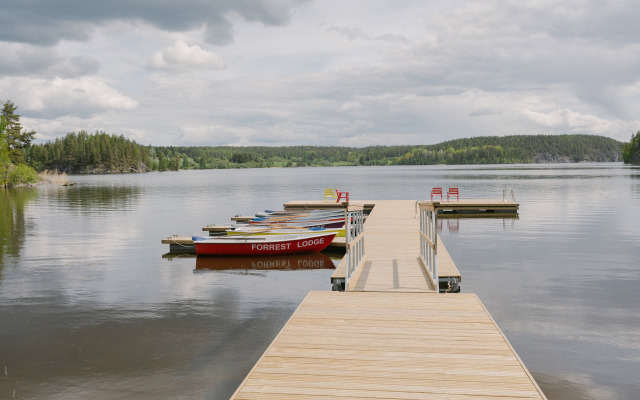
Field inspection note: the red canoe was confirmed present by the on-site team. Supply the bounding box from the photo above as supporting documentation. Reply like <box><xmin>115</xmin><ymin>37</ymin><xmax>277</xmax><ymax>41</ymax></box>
<box><xmin>194</xmin><ymin>232</ymin><xmax>336</xmax><ymax>256</ymax></box>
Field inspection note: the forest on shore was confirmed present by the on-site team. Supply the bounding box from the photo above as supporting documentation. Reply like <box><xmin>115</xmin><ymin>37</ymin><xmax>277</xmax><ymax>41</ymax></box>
<box><xmin>23</xmin><ymin>131</ymin><xmax>625</xmax><ymax>173</ymax></box>
<box><xmin>4</xmin><ymin>97</ymin><xmax>638</xmax><ymax>185</ymax></box>
<box><xmin>622</xmin><ymin>131</ymin><xmax>640</xmax><ymax>164</ymax></box>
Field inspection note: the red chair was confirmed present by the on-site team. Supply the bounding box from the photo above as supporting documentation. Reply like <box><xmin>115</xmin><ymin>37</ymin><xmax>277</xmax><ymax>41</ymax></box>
<box><xmin>336</xmin><ymin>189</ymin><xmax>349</xmax><ymax>203</ymax></box>
<box><xmin>430</xmin><ymin>187</ymin><xmax>443</xmax><ymax>200</ymax></box>
<box><xmin>447</xmin><ymin>187</ymin><xmax>459</xmax><ymax>201</ymax></box>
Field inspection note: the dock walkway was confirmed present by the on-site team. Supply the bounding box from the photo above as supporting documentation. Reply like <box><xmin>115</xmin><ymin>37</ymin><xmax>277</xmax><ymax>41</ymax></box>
<box><xmin>329</xmin><ymin>200</ymin><xmax>461</xmax><ymax>291</ymax></box>
<box><xmin>348</xmin><ymin>200</ymin><xmax>436</xmax><ymax>292</ymax></box>
<box><xmin>232</xmin><ymin>292</ymin><xmax>546</xmax><ymax>399</ymax></box>
<box><xmin>231</xmin><ymin>198</ymin><xmax>546</xmax><ymax>400</ymax></box>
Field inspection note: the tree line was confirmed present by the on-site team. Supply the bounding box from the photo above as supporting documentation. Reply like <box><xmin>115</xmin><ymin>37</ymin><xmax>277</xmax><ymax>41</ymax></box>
<box><xmin>396</xmin><ymin>134</ymin><xmax>623</xmax><ymax>165</ymax></box>
<box><xmin>27</xmin><ymin>131</ymin><xmax>154</xmax><ymax>173</ymax></box>
<box><xmin>3</xmin><ymin>99</ymin><xmax>637</xmax><ymax>180</ymax></box>
<box><xmin>23</xmin><ymin>132</ymin><xmax>626</xmax><ymax>174</ymax></box>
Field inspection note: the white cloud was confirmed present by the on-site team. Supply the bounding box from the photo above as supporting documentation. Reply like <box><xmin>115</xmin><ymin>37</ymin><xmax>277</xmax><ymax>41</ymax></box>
<box><xmin>3</xmin><ymin>0</ymin><xmax>640</xmax><ymax>146</ymax></box>
<box><xmin>0</xmin><ymin>77</ymin><xmax>138</xmax><ymax>119</ymax></box>
<box><xmin>0</xmin><ymin>42</ymin><xmax>99</xmax><ymax>78</ymax></box>
<box><xmin>523</xmin><ymin>108</ymin><xmax>640</xmax><ymax>136</ymax></box>
<box><xmin>179</xmin><ymin>125</ymin><xmax>241</xmax><ymax>145</ymax></box>
<box><xmin>149</xmin><ymin>40</ymin><xmax>225</xmax><ymax>71</ymax></box>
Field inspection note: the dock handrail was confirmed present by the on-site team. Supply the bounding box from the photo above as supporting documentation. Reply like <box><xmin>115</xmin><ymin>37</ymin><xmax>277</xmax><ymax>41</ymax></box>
<box><xmin>418</xmin><ymin>201</ymin><xmax>438</xmax><ymax>291</ymax></box>
<box><xmin>503</xmin><ymin>188</ymin><xmax>515</xmax><ymax>202</ymax></box>
<box><xmin>344</xmin><ymin>204</ymin><xmax>365</xmax><ymax>291</ymax></box>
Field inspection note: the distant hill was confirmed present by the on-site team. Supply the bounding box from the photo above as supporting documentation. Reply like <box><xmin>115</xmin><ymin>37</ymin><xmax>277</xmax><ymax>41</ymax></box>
<box><xmin>26</xmin><ymin>132</ymin><xmax>623</xmax><ymax>173</ymax></box>
<box><xmin>396</xmin><ymin>134</ymin><xmax>623</xmax><ymax>165</ymax></box>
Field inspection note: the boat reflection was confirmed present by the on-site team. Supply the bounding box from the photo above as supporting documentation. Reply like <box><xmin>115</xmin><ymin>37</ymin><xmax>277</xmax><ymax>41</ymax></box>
<box><xmin>195</xmin><ymin>252</ymin><xmax>335</xmax><ymax>272</ymax></box>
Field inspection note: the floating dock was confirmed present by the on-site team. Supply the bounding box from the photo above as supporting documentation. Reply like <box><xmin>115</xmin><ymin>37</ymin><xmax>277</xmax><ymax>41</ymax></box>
<box><xmin>231</xmin><ymin>197</ymin><xmax>546</xmax><ymax>400</ymax></box>
<box><xmin>284</xmin><ymin>198</ymin><xmax>519</xmax><ymax>218</ymax></box>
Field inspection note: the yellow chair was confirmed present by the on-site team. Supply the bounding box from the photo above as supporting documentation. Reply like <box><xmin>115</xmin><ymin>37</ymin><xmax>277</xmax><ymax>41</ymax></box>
<box><xmin>323</xmin><ymin>188</ymin><xmax>337</xmax><ymax>202</ymax></box>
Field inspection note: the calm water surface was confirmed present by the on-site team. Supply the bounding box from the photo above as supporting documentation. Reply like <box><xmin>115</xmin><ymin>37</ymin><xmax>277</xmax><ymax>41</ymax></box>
<box><xmin>1</xmin><ymin>164</ymin><xmax>639</xmax><ymax>399</ymax></box>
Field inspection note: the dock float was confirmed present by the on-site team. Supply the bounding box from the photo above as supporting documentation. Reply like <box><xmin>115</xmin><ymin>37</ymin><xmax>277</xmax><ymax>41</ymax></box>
<box><xmin>231</xmin><ymin>197</ymin><xmax>546</xmax><ymax>400</ymax></box>
<box><xmin>284</xmin><ymin>197</ymin><xmax>519</xmax><ymax>217</ymax></box>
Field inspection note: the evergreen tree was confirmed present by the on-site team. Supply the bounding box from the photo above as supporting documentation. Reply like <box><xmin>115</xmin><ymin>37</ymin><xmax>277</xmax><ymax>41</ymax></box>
<box><xmin>0</xmin><ymin>115</ymin><xmax>11</xmax><ymax>185</ymax></box>
<box><xmin>622</xmin><ymin>131</ymin><xmax>640</xmax><ymax>164</ymax></box>
<box><xmin>1</xmin><ymin>101</ymin><xmax>36</xmax><ymax>164</ymax></box>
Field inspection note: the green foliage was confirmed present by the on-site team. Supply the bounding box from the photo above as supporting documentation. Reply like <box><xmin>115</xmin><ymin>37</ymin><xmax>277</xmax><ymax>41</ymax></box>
<box><xmin>622</xmin><ymin>131</ymin><xmax>640</xmax><ymax>164</ymax></box>
<box><xmin>1</xmin><ymin>111</ymin><xmax>39</xmax><ymax>186</ymax></box>
<box><xmin>2</xmin><ymin>101</ymin><xmax>36</xmax><ymax>164</ymax></box>
<box><xmin>157</xmin><ymin>145</ymin><xmax>412</xmax><ymax>169</ymax></box>
<box><xmin>27</xmin><ymin>131</ymin><xmax>153</xmax><ymax>173</ymax></box>
<box><xmin>25</xmin><ymin>133</ymin><xmax>623</xmax><ymax>174</ymax></box>
<box><xmin>0</xmin><ymin>115</ymin><xmax>11</xmax><ymax>186</ymax></box>
<box><xmin>7</xmin><ymin>164</ymin><xmax>40</xmax><ymax>185</ymax></box>
<box><xmin>396</xmin><ymin>135</ymin><xmax>622</xmax><ymax>165</ymax></box>
<box><xmin>231</xmin><ymin>152</ymin><xmax>258</xmax><ymax>164</ymax></box>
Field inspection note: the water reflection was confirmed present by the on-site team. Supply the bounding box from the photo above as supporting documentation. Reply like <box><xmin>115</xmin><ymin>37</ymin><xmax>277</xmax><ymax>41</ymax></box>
<box><xmin>0</xmin><ymin>188</ymin><xmax>38</xmax><ymax>275</ymax></box>
<box><xmin>42</xmin><ymin>185</ymin><xmax>142</xmax><ymax>213</ymax></box>
<box><xmin>195</xmin><ymin>252</ymin><xmax>335</xmax><ymax>272</ymax></box>
<box><xmin>435</xmin><ymin>218</ymin><xmax>518</xmax><ymax>233</ymax></box>
<box><xmin>1</xmin><ymin>165</ymin><xmax>639</xmax><ymax>400</ymax></box>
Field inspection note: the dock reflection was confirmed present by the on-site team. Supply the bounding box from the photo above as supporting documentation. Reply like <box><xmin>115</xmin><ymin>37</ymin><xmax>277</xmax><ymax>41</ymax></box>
<box><xmin>436</xmin><ymin>217</ymin><xmax>518</xmax><ymax>233</ymax></box>
<box><xmin>195</xmin><ymin>252</ymin><xmax>335</xmax><ymax>272</ymax></box>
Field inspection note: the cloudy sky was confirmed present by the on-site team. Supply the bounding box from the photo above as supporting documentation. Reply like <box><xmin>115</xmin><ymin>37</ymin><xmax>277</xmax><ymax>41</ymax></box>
<box><xmin>1</xmin><ymin>0</ymin><xmax>639</xmax><ymax>146</ymax></box>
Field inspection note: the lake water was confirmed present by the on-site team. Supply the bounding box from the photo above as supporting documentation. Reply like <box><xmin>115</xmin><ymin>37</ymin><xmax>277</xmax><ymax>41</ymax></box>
<box><xmin>1</xmin><ymin>164</ymin><xmax>639</xmax><ymax>399</ymax></box>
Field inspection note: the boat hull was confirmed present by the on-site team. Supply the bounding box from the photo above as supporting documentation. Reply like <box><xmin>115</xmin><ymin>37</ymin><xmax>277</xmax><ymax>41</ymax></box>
<box><xmin>227</xmin><ymin>227</ymin><xmax>345</xmax><ymax>237</ymax></box>
<box><xmin>249</xmin><ymin>217</ymin><xmax>344</xmax><ymax>225</ymax></box>
<box><xmin>244</xmin><ymin>220</ymin><xmax>345</xmax><ymax>229</ymax></box>
<box><xmin>194</xmin><ymin>232</ymin><xmax>336</xmax><ymax>256</ymax></box>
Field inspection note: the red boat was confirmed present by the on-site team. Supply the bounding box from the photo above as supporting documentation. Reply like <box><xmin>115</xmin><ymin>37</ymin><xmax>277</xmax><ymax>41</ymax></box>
<box><xmin>194</xmin><ymin>232</ymin><xmax>336</xmax><ymax>256</ymax></box>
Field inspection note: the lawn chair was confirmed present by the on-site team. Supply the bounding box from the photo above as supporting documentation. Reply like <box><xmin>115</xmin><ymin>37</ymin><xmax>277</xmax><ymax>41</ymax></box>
<box><xmin>447</xmin><ymin>187</ymin><xmax>459</xmax><ymax>201</ymax></box>
<box><xmin>323</xmin><ymin>188</ymin><xmax>337</xmax><ymax>202</ymax></box>
<box><xmin>430</xmin><ymin>187</ymin><xmax>443</xmax><ymax>200</ymax></box>
<box><xmin>336</xmin><ymin>189</ymin><xmax>349</xmax><ymax>203</ymax></box>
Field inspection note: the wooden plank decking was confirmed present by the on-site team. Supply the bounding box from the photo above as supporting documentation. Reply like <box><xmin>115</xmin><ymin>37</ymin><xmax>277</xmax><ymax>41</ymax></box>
<box><xmin>230</xmin><ymin>198</ymin><xmax>545</xmax><ymax>400</ymax></box>
<box><xmin>348</xmin><ymin>200</ymin><xmax>435</xmax><ymax>292</ymax></box>
<box><xmin>283</xmin><ymin>198</ymin><xmax>519</xmax><ymax>216</ymax></box>
<box><xmin>232</xmin><ymin>292</ymin><xmax>547</xmax><ymax>399</ymax></box>
<box><xmin>330</xmin><ymin>200</ymin><xmax>460</xmax><ymax>288</ymax></box>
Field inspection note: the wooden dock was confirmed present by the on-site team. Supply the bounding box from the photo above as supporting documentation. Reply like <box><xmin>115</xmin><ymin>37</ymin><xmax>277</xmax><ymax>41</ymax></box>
<box><xmin>336</xmin><ymin>200</ymin><xmax>439</xmax><ymax>292</ymax></box>
<box><xmin>232</xmin><ymin>292</ymin><xmax>546</xmax><ymax>399</ymax></box>
<box><xmin>284</xmin><ymin>198</ymin><xmax>519</xmax><ymax>217</ymax></box>
<box><xmin>231</xmin><ymin>198</ymin><xmax>546</xmax><ymax>400</ymax></box>
<box><xmin>329</xmin><ymin>200</ymin><xmax>460</xmax><ymax>291</ymax></box>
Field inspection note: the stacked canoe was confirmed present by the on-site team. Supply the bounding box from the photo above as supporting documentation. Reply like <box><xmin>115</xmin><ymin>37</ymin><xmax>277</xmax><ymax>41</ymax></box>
<box><xmin>164</xmin><ymin>209</ymin><xmax>348</xmax><ymax>256</ymax></box>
